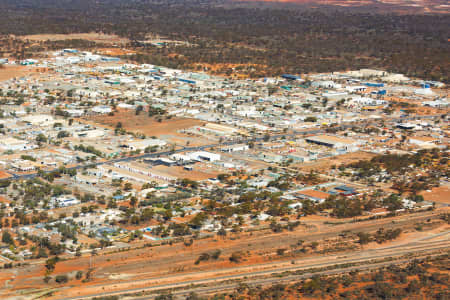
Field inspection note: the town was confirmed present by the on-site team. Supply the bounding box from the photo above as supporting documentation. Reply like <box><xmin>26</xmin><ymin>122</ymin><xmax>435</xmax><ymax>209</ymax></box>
<box><xmin>0</xmin><ymin>47</ymin><xmax>448</xmax><ymax>299</ymax></box>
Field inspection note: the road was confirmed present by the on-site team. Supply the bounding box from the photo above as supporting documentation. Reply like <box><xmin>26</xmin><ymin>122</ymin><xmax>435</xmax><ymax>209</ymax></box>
<box><xmin>4</xmin><ymin>114</ymin><xmax>440</xmax><ymax>182</ymax></box>
<box><xmin>59</xmin><ymin>229</ymin><xmax>449</xmax><ymax>300</ymax></box>
<box><xmin>133</xmin><ymin>254</ymin><xmax>446</xmax><ymax>300</ymax></box>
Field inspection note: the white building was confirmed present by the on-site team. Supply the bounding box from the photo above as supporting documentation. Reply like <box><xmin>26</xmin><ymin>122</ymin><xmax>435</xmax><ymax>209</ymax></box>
<box><xmin>51</xmin><ymin>195</ymin><xmax>80</xmax><ymax>208</ymax></box>
<box><xmin>92</xmin><ymin>105</ymin><xmax>112</xmax><ymax>114</ymax></box>
<box><xmin>124</xmin><ymin>139</ymin><xmax>167</xmax><ymax>151</ymax></box>
<box><xmin>0</xmin><ymin>137</ymin><xmax>36</xmax><ymax>151</ymax></box>
<box><xmin>188</xmin><ymin>151</ymin><xmax>221</xmax><ymax>162</ymax></box>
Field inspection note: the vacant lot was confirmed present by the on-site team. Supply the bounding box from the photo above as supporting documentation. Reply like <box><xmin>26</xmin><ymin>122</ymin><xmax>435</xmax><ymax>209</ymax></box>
<box><xmin>293</xmin><ymin>151</ymin><xmax>376</xmax><ymax>172</ymax></box>
<box><xmin>85</xmin><ymin>109</ymin><xmax>206</xmax><ymax>145</ymax></box>
<box><xmin>420</xmin><ymin>184</ymin><xmax>450</xmax><ymax>205</ymax></box>
<box><xmin>18</xmin><ymin>32</ymin><xmax>129</xmax><ymax>44</ymax></box>
<box><xmin>153</xmin><ymin>165</ymin><xmax>220</xmax><ymax>181</ymax></box>
<box><xmin>0</xmin><ymin>65</ymin><xmax>31</xmax><ymax>82</ymax></box>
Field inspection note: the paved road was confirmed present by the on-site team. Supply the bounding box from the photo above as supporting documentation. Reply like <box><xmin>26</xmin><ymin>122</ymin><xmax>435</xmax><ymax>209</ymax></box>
<box><xmin>4</xmin><ymin>114</ymin><xmax>440</xmax><ymax>182</ymax></box>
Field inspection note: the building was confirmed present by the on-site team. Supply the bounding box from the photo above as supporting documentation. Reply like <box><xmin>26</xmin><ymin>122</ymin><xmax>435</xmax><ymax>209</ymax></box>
<box><xmin>396</xmin><ymin>123</ymin><xmax>418</xmax><ymax>130</ymax></box>
<box><xmin>220</xmin><ymin>144</ymin><xmax>249</xmax><ymax>152</ymax></box>
<box><xmin>101</xmin><ymin>56</ymin><xmax>120</xmax><ymax>62</ymax></box>
<box><xmin>0</xmin><ymin>137</ymin><xmax>36</xmax><ymax>151</ymax></box>
<box><xmin>305</xmin><ymin>135</ymin><xmax>361</xmax><ymax>152</ymax></box>
<box><xmin>91</xmin><ymin>105</ymin><xmax>112</xmax><ymax>114</ymax></box>
<box><xmin>188</xmin><ymin>151</ymin><xmax>221</xmax><ymax>162</ymax></box>
<box><xmin>332</xmin><ymin>185</ymin><xmax>356</xmax><ymax>196</ymax></box>
<box><xmin>124</xmin><ymin>139</ymin><xmax>167</xmax><ymax>151</ymax></box>
<box><xmin>295</xmin><ymin>189</ymin><xmax>330</xmax><ymax>203</ymax></box>
<box><xmin>281</xmin><ymin>74</ymin><xmax>301</xmax><ymax>81</ymax></box>
<box><xmin>346</xmin><ymin>86</ymin><xmax>367</xmax><ymax>93</ymax></box>
<box><xmin>145</xmin><ymin>157</ymin><xmax>177</xmax><ymax>167</ymax></box>
<box><xmin>312</xmin><ymin>81</ymin><xmax>341</xmax><ymax>89</ymax></box>
<box><xmin>51</xmin><ymin>195</ymin><xmax>80</xmax><ymax>208</ymax></box>
<box><xmin>11</xmin><ymin>160</ymin><xmax>36</xmax><ymax>172</ymax></box>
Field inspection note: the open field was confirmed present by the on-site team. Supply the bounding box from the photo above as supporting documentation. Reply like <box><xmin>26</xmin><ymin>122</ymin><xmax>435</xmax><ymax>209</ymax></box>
<box><xmin>95</xmin><ymin>48</ymin><xmax>136</xmax><ymax>56</ymax></box>
<box><xmin>0</xmin><ymin>170</ymin><xmax>13</xmax><ymax>179</ymax></box>
<box><xmin>0</xmin><ymin>65</ymin><xmax>32</xmax><ymax>82</ymax></box>
<box><xmin>84</xmin><ymin>110</ymin><xmax>208</xmax><ymax>145</ymax></box>
<box><xmin>152</xmin><ymin>165</ymin><xmax>221</xmax><ymax>181</ymax></box>
<box><xmin>292</xmin><ymin>151</ymin><xmax>377</xmax><ymax>172</ymax></box>
<box><xmin>420</xmin><ymin>184</ymin><xmax>450</xmax><ymax>205</ymax></box>
<box><xmin>17</xmin><ymin>33</ymin><xmax>129</xmax><ymax>44</ymax></box>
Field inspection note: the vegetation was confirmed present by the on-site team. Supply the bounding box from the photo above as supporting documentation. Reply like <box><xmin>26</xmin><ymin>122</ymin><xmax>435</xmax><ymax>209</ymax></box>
<box><xmin>220</xmin><ymin>255</ymin><xmax>450</xmax><ymax>299</ymax></box>
<box><xmin>0</xmin><ymin>1</ymin><xmax>448</xmax><ymax>82</ymax></box>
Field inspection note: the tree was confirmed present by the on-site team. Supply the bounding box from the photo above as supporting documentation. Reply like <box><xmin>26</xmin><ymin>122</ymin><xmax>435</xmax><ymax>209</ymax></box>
<box><xmin>76</xmin><ymin>271</ymin><xmax>83</xmax><ymax>280</ymax></box>
<box><xmin>45</xmin><ymin>256</ymin><xmax>59</xmax><ymax>274</ymax></box>
<box><xmin>357</xmin><ymin>232</ymin><xmax>371</xmax><ymax>245</ymax></box>
<box><xmin>124</xmin><ymin>182</ymin><xmax>133</xmax><ymax>191</ymax></box>
<box><xmin>1</xmin><ymin>230</ymin><xmax>14</xmax><ymax>245</ymax></box>
<box><xmin>268</xmin><ymin>85</ymin><xmax>278</xmax><ymax>96</ymax></box>
<box><xmin>36</xmin><ymin>133</ymin><xmax>47</xmax><ymax>143</ymax></box>
<box><xmin>229</xmin><ymin>251</ymin><xmax>242</xmax><ymax>263</ymax></box>
<box><xmin>37</xmin><ymin>247</ymin><xmax>48</xmax><ymax>258</ymax></box>
<box><xmin>304</xmin><ymin>116</ymin><xmax>317</xmax><ymax>123</ymax></box>
<box><xmin>55</xmin><ymin>274</ymin><xmax>69</xmax><ymax>283</ymax></box>
<box><xmin>217</xmin><ymin>228</ymin><xmax>227</xmax><ymax>237</ymax></box>
<box><xmin>135</xmin><ymin>105</ymin><xmax>144</xmax><ymax>115</ymax></box>
<box><xmin>129</xmin><ymin>196</ymin><xmax>138</xmax><ymax>207</ymax></box>
<box><xmin>57</xmin><ymin>131</ymin><xmax>70</xmax><ymax>139</ymax></box>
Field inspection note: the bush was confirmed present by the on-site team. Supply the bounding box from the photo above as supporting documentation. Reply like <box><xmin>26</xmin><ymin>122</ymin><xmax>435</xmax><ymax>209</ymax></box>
<box><xmin>229</xmin><ymin>252</ymin><xmax>242</xmax><ymax>263</ymax></box>
<box><xmin>76</xmin><ymin>271</ymin><xmax>83</xmax><ymax>280</ymax></box>
<box><xmin>55</xmin><ymin>274</ymin><xmax>69</xmax><ymax>283</ymax></box>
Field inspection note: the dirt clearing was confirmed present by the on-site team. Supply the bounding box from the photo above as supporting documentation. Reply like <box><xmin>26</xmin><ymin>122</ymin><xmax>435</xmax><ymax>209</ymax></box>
<box><xmin>152</xmin><ymin>165</ymin><xmax>220</xmax><ymax>180</ymax></box>
<box><xmin>0</xmin><ymin>65</ymin><xmax>32</xmax><ymax>82</ymax></box>
<box><xmin>84</xmin><ymin>109</ymin><xmax>207</xmax><ymax>145</ymax></box>
<box><xmin>293</xmin><ymin>151</ymin><xmax>377</xmax><ymax>172</ymax></box>
<box><xmin>420</xmin><ymin>184</ymin><xmax>450</xmax><ymax>205</ymax></box>
<box><xmin>18</xmin><ymin>33</ymin><xmax>129</xmax><ymax>44</ymax></box>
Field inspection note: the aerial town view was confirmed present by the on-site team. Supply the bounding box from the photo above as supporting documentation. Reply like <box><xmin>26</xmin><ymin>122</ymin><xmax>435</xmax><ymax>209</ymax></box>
<box><xmin>0</xmin><ymin>0</ymin><xmax>448</xmax><ymax>299</ymax></box>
